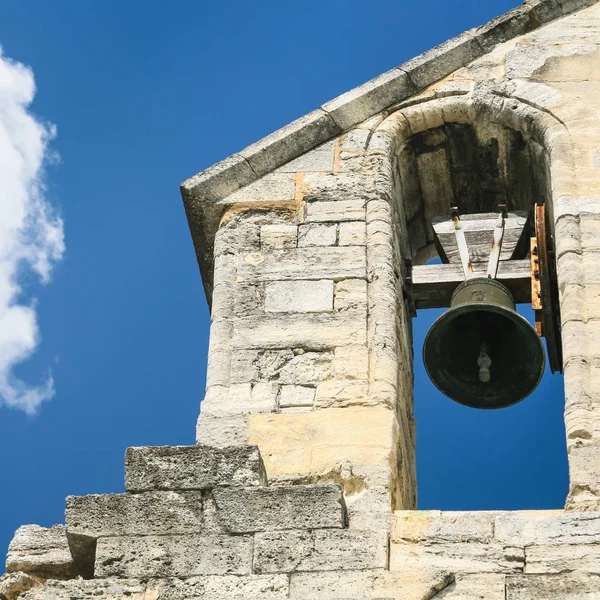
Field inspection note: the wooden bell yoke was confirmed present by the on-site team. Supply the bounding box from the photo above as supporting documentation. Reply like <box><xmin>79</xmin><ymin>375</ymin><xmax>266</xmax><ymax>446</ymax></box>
<box><xmin>407</xmin><ymin>203</ymin><xmax>563</xmax><ymax>374</ymax></box>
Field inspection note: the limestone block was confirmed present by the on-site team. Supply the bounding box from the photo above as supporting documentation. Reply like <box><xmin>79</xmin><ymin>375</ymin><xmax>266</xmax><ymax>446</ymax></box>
<box><xmin>434</xmin><ymin>574</ymin><xmax>506</xmax><ymax>600</ymax></box>
<box><xmin>304</xmin><ymin>200</ymin><xmax>366</xmax><ymax>223</ymax></box>
<box><xmin>390</xmin><ymin>541</ymin><xmax>524</xmax><ymax>573</ymax></box>
<box><xmin>392</xmin><ymin>511</ymin><xmax>495</xmax><ymax>543</ymax></box>
<box><xmin>256</xmin><ymin>349</ymin><xmax>295</xmax><ymax>380</ymax></box>
<box><xmin>95</xmin><ymin>534</ymin><xmax>253</xmax><ymax>578</ymax></box>
<box><xmin>124</xmin><ymin>444</ymin><xmax>266</xmax><ymax>492</ymax></box>
<box><xmin>226</xmin><ymin>173</ymin><xmax>296</xmax><ymax>203</ymax></box>
<box><xmin>401</xmin><ymin>32</ymin><xmax>483</xmax><ymax>89</ymax></box>
<box><xmin>212</xmin><ymin>485</ymin><xmax>345</xmax><ymax>533</ymax></box>
<box><xmin>506</xmin><ymin>573</ymin><xmax>600</xmax><ymax>599</ymax></box>
<box><xmin>181</xmin><ymin>153</ymin><xmax>255</xmax><ymax>205</ymax></box>
<box><xmin>238</xmin><ymin>247</ymin><xmax>366</xmax><ymax>281</ymax></box>
<box><xmin>334</xmin><ymin>345</ymin><xmax>369</xmax><ymax>380</ymax></box>
<box><xmin>526</xmin><ymin>544</ymin><xmax>600</xmax><ymax>574</ymax></box>
<box><xmin>494</xmin><ymin>511</ymin><xmax>600</xmax><ymax>546</ymax></box>
<box><xmin>289</xmin><ymin>568</ymin><xmax>454</xmax><ymax>600</ymax></box>
<box><xmin>279</xmin><ymin>351</ymin><xmax>333</xmax><ymax>385</ymax></box>
<box><xmin>0</xmin><ymin>572</ymin><xmax>42</xmax><ymax>600</ymax></box>
<box><xmin>474</xmin><ymin>6</ymin><xmax>537</xmax><ymax>52</ymax></box>
<box><xmin>196</xmin><ymin>413</ymin><xmax>247</xmax><ymax>447</ymax></box>
<box><xmin>66</xmin><ymin>491</ymin><xmax>204</xmax><ymax>545</ymax></box>
<box><xmin>6</xmin><ymin>524</ymin><xmax>77</xmax><ymax>579</ymax></box>
<box><xmin>335</xmin><ymin>279</ymin><xmax>368</xmax><ymax>311</ymax></box>
<box><xmin>260</xmin><ymin>224</ymin><xmax>297</xmax><ymax>249</ymax></box>
<box><xmin>239</xmin><ymin>108</ymin><xmax>341</xmax><ymax>177</ymax></box>
<box><xmin>321</xmin><ymin>69</ymin><xmax>415</xmax><ymax>132</ymax></box>
<box><xmin>275</xmin><ymin>140</ymin><xmax>336</xmax><ymax>173</ymax></box>
<box><xmin>279</xmin><ymin>385</ymin><xmax>315</xmax><ymax>408</ymax></box>
<box><xmin>253</xmin><ymin>529</ymin><xmax>388</xmax><ymax>573</ymax></box>
<box><xmin>200</xmin><ymin>383</ymin><xmax>277</xmax><ymax>418</ymax></box>
<box><xmin>506</xmin><ymin>43</ymin><xmax>598</xmax><ymax>80</ymax></box>
<box><xmin>265</xmin><ymin>280</ymin><xmax>334</xmax><ymax>313</ymax></box>
<box><xmin>298</xmin><ymin>223</ymin><xmax>337</xmax><ymax>247</ymax></box>
<box><xmin>339</xmin><ymin>221</ymin><xmax>366</xmax><ymax>246</ymax></box>
<box><xmin>233</xmin><ymin>311</ymin><xmax>366</xmax><ymax>350</ymax></box>
<box><xmin>525</xmin><ymin>0</ymin><xmax>563</xmax><ymax>24</ymax></box>
<box><xmin>17</xmin><ymin>579</ymin><xmax>146</xmax><ymax>600</ymax></box>
<box><xmin>568</xmin><ymin>443</ymin><xmax>600</xmax><ymax>486</ymax></box>
<box><xmin>230</xmin><ymin>349</ymin><xmax>260</xmax><ymax>383</ymax></box>
<box><xmin>247</xmin><ymin>407</ymin><xmax>399</xmax><ymax>478</ymax></box>
<box><xmin>315</xmin><ymin>380</ymin><xmax>370</xmax><ymax>408</ymax></box>
<box><xmin>148</xmin><ymin>574</ymin><xmax>289</xmax><ymax>600</ymax></box>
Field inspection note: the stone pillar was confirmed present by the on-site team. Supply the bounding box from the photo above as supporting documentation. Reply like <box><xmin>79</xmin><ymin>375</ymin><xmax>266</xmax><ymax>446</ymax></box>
<box><xmin>194</xmin><ymin>131</ymin><xmax>416</xmax><ymax>528</ymax></box>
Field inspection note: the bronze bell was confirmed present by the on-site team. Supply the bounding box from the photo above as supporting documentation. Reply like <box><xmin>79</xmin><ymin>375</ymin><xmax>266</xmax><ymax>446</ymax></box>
<box><xmin>423</xmin><ymin>277</ymin><xmax>545</xmax><ymax>409</ymax></box>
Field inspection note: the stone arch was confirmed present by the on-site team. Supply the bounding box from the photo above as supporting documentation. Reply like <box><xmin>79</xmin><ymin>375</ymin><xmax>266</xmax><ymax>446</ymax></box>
<box><xmin>362</xmin><ymin>82</ymin><xmax>589</xmax><ymax>505</ymax></box>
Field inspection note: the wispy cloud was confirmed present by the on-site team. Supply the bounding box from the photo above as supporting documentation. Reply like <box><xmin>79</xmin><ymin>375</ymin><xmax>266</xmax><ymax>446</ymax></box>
<box><xmin>0</xmin><ymin>46</ymin><xmax>64</xmax><ymax>414</ymax></box>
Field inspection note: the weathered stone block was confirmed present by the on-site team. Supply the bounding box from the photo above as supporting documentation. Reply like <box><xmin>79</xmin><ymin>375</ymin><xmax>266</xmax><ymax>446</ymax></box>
<box><xmin>322</xmin><ymin>69</ymin><xmax>415</xmax><ymax>131</ymax></box>
<box><xmin>265</xmin><ymin>280</ymin><xmax>334</xmax><ymax>313</ymax></box>
<box><xmin>148</xmin><ymin>574</ymin><xmax>289</xmax><ymax>600</ymax></box>
<box><xmin>226</xmin><ymin>172</ymin><xmax>296</xmax><ymax>203</ymax></box>
<box><xmin>506</xmin><ymin>573</ymin><xmax>600</xmax><ymax>599</ymax></box>
<box><xmin>401</xmin><ymin>32</ymin><xmax>483</xmax><ymax>89</ymax></box>
<box><xmin>434</xmin><ymin>574</ymin><xmax>506</xmax><ymax>600</ymax></box>
<box><xmin>334</xmin><ymin>345</ymin><xmax>369</xmax><ymax>380</ymax></box>
<box><xmin>392</xmin><ymin>510</ymin><xmax>495</xmax><ymax>543</ymax></box>
<box><xmin>260</xmin><ymin>224</ymin><xmax>297</xmax><ymax>249</ymax></box>
<box><xmin>233</xmin><ymin>311</ymin><xmax>367</xmax><ymax>350</ymax></box>
<box><xmin>526</xmin><ymin>544</ymin><xmax>600</xmax><ymax>574</ymax></box>
<box><xmin>279</xmin><ymin>385</ymin><xmax>315</xmax><ymax>408</ymax></box>
<box><xmin>289</xmin><ymin>568</ymin><xmax>454</xmax><ymax>600</ymax></box>
<box><xmin>238</xmin><ymin>247</ymin><xmax>366</xmax><ymax>282</ymax></box>
<box><xmin>253</xmin><ymin>529</ymin><xmax>387</xmax><ymax>573</ymax></box>
<box><xmin>6</xmin><ymin>524</ymin><xmax>77</xmax><ymax>579</ymax></box>
<box><xmin>390</xmin><ymin>541</ymin><xmax>524</xmax><ymax>573</ymax></box>
<box><xmin>17</xmin><ymin>578</ymin><xmax>146</xmax><ymax>600</ymax></box>
<box><xmin>474</xmin><ymin>6</ymin><xmax>538</xmax><ymax>52</ymax></box>
<box><xmin>95</xmin><ymin>534</ymin><xmax>253</xmax><ymax>578</ymax></box>
<box><xmin>315</xmin><ymin>380</ymin><xmax>370</xmax><ymax>408</ymax></box>
<box><xmin>0</xmin><ymin>572</ymin><xmax>42</xmax><ymax>600</ymax></box>
<box><xmin>212</xmin><ymin>484</ymin><xmax>346</xmax><ymax>533</ymax></box>
<box><xmin>494</xmin><ymin>511</ymin><xmax>600</xmax><ymax>546</ymax></box>
<box><xmin>335</xmin><ymin>279</ymin><xmax>368</xmax><ymax>311</ymax></box>
<box><xmin>239</xmin><ymin>108</ymin><xmax>341</xmax><ymax>177</ymax></box>
<box><xmin>275</xmin><ymin>140</ymin><xmax>336</xmax><ymax>173</ymax></box>
<box><xmin>124</xmin><ymin>444</ymin><xmax>266</xmax><ymax>492</ymax></box>
<box><xmin>339</xmin><ymin>221</ymin><xmax>366</xmax><ymax>246</ymax></box>
<box><xmin>279</xmin><ymin>351</ymin><xmax>333</xmax><ymax>385</ymax></box>
<box><xmin>298</xmin><ymin>223</ymin><xmax>337</xmax><ymax>247</ymax></box>
<box><xmin>200</xmin><ymin>383</ymin><xmax>277</xmax><ymax>418</ymax></box>
<box><xmin>526</xmin><ymin>0</ymin><xmax>564</xmax><ymax>24</ymax></box>
<box><xmin>304</xmin><ymin>200</ymin><xmax>366</xmax><ymax>223</ymax></box>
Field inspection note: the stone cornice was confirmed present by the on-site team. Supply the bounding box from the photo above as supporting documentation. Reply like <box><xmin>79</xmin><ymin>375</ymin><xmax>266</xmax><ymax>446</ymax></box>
<box><xmin>180</xmin><ymin>0</ymin><xmax>598</xmax><ymax>291</ymax></box>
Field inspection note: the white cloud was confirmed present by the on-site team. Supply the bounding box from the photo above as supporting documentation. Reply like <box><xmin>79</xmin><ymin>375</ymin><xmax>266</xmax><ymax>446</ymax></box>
<box><xmin>0</xmin><ymin>46</ymin><xmax>64</xmax><ymax>414</ymax></box>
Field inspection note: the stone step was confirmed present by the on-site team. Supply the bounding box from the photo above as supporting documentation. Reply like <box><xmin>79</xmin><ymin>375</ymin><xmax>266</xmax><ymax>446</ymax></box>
<box><xmin>6</xmin><ymin>525</ymin><xmax>76</xmax><ymax>580</ymax></box>
<box><xmin>66</xmin><ymin>484</ymin><xmax>345</xmax><ymax>578</ymax></box>
<box><xmin>212</xmin><ymin>484</ymin><xmax>346</xmax><ymax>533</ymax></box>
<box><xmin>95</xmin><ymin>534</ymin><xmax>253</xmax><ymax>578</ymax></box>
<box><xmin>65</xmin><ymin>490</ymin><xmax>204</xmax><ymax>578</ymax></box>
<box><xmin>124</xmin><ymin>444</ymin><xmax>266</xmax><ymax>492</ymax></box>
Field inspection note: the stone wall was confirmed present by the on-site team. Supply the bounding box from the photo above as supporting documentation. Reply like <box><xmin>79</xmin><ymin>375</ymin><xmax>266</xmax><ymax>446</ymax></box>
<box><xmin>6</xmin><ymin>1</ymin><xmax>600</xmax><ymax>599</ymax></box>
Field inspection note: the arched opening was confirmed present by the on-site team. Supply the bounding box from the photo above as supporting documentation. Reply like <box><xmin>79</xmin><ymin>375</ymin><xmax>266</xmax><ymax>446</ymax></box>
<box><xmin>380</xmin><ymin>94</ymin><xmax>570</xmax><ymax>509</ymax></box>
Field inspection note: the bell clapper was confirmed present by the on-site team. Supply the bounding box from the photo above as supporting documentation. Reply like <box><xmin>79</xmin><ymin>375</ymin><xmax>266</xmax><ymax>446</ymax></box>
<box><xmin>478</xmin><ymin>341</ymin><xmax>492</xmax><ymax>383</ymax></box>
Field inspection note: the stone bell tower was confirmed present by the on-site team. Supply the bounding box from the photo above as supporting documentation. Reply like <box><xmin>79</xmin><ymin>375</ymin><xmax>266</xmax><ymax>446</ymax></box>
<box><xmin>4</xmin><ymin>1</ymin><xmax>600</xmax><ymax>598</ymax></box>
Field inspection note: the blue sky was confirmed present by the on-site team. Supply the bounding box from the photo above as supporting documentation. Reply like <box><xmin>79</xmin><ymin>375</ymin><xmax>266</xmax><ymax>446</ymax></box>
<box><xmin>0</xmin><ymin>0</ymin><xmax>568</xmax><ymax>557</ymax></box>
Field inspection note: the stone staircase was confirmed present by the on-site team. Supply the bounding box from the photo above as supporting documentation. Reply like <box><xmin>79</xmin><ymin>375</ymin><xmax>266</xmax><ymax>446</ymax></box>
<box><xmin>1</xmin><ymin>444</ymin><xmax>388</xmax><ymax>600</ymax></box>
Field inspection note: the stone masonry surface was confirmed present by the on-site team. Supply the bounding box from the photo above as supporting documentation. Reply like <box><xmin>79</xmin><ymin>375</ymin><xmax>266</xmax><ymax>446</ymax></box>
<box><xmin>7</xmin><ymin>1</ymin><xmax>600</xmax><ymax>599</ymax></box>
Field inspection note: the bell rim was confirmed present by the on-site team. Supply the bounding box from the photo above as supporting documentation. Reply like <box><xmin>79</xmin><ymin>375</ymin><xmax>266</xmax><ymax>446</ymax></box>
<box><xmin>422</xmin><ymin>302</ymin><xmax>546</xmax><ymax>410</ymax></box>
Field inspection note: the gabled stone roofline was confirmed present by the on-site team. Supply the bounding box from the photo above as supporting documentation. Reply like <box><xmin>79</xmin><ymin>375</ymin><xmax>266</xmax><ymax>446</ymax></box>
<box><xmin>181</xmin><ymin>0</ymin><xmax>597</xmax><ymax>290</ymax></box>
